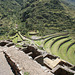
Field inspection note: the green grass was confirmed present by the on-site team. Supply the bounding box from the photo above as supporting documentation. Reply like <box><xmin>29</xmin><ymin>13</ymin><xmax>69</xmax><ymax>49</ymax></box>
<box><xmin>9</xmin><ymin>32</ymin><xmax>75</xmax><ymax>65</ymax></box>
<box><xmin>15</xmin><ymin>44</ymin><xmax>23</xmax><ymax>48</ymax></box>
<box><xmin>10</xmin><ymin>33</ymin><xmax>18</xmax><ymax>39</ymax></box>
<box><xmin>43</xmin><ymin>36</ymin><xmax>66</xmax><ymax>53</ymax></box>
<box><xmin>43</xmin><ymin>38</ymin><xmax>53</xmax><ymax>53</ymax></box>
<box><xmin>67</xmin><ymin>44</ymin><xmax>75</xmax><ymax>65</ymax></box>
<box><xmin>24</xmin><ymin>72</ymin><xmax>29</xmax><ymax>75</ymax></box>
<box><xmin>58</xmin><ymin>40</ymin><xmax>73</xmax><ymax>62</ymax></box>
<box><xmin>0</xmin><ymin>35</ymin><xmax>8</xmax><ymax>40</ymax></box>
<box><xmin>9</xmin><ymin>33</ymin><xmax>23</xmax><ymax>43</ymax></box>
<box><xmin>34</xmin><ymin>40</ymin><xmax>43</xmax><ymax>46</ymax></box>
<box><xmin>43</xmin><ymin>34</ymin><xmax>75</xmax><ymax>65</ymax></box>
<box><xmin>51</xmin><ymin>38</ymin><xmax>69</xmax><ymax>56</ymax></box>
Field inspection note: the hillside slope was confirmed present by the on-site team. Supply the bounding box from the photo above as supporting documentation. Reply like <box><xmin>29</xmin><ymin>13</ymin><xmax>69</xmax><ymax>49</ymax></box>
<box><xmin>20</xmin><ymin>0</ymin><xmax>75</xmax><ymax>35</ymax></box>
<box><xmin>0</xmin><ymin>0</ymin><xmax>22</xmax><ymax>35</ymax></box>
<box><xmin>0</xmin><ymin>0</ymin><xmax>75</xmax><ymax>36</ymax></box>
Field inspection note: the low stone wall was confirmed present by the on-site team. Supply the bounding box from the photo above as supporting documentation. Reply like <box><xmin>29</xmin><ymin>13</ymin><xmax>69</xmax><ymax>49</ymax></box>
<box><xmin>0</xmin><ymin>40</ymin><xmax>14</xmax><ymax>47</ymax></box>
<box><xmin>50</xmin><ymin>36</ymin><xmax>69</xmax><ymax>48</ymax></box>
<box><xmin>4</xmin><ymin>52</ymin><xmax>21</xmax><ymax>75</ymax></box>
<box><xmin>0</xmin><ymin>40</ymin><xmax>75</xmax><ymax>75</ymax></box>
<box><xmin>52</xmin><ymin>65</ymin><xmax>74</xmax><ymax>75</ymax></box>
<box><xmin>0</xmin><ymin>40</ymin><xmax>9</xmax><ymax>46</ymax></box>
<box><xmin>58</xmin><ymin>39</ymin><xmax>71</xmax><ymax>50</ymax></box>
<box><xmin>66</xmin><ymin>42</ymin><xmax>75</xmax><ymax>52</ymax></box>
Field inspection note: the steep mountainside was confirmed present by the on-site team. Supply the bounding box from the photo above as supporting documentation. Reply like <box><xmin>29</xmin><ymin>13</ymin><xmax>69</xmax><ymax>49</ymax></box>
<box><xmin>0</xmin><ymin>0</ymin><xmax>75</xmax><ymax>36</ymax></box>
<box><xmin>0</xmin><ymin>0</ymin><xmax>21</xmax><ymax>35</ymax></box>
<box><xmin>20</xmin><ymin>0</ymin><xmax>75</xmax><ymax>35</ymax></box>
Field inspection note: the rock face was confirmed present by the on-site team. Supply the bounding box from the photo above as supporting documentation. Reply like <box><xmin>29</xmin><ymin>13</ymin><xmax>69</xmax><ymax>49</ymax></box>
<box><xmin>0</xmin><ymin>40</ymin><xmax>75</xmax><ymax>75</ymax></box>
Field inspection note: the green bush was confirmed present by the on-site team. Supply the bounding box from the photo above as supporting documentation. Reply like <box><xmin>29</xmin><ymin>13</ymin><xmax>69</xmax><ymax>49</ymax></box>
<box><xmin>24</xmin><ymin>72</ymin><xmax>29</xmax><ymax>75</ymax></box>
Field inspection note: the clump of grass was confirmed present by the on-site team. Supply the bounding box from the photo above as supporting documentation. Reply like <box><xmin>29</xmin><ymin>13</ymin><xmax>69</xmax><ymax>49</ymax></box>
<box><xmin>15</xmin><ymin>44</ymin><xmax>23</xmax><ymax>48</ymax></box>
<box><xmin>24</xmin><ymin>72</ymin><xmax>29</xmax><ymax>75</ymax></box>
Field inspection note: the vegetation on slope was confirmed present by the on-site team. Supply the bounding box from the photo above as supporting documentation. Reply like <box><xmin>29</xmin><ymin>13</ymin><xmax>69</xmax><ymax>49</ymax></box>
<box><xmin>0</xmin><ymin>0</ymin><xmax>75</xmax><ymax>37</ymax></box>
<box><xmin>44</xmin><ymin>34</ymin><xmax>75</xmax><ymax>65</ymax></box>
<box><xmin>9</xmin><ymin>31</ymin><xmax>75</xmax><ymax>65</ymax></box>
<box><xmin>20</xmin><ymin>0</ymin><xmax>75</xmax><ymax>35</ymax></box>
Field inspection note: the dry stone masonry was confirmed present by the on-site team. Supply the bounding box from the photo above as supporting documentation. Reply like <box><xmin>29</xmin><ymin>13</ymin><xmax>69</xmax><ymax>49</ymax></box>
<box><xmin>0</xmin><ymin>40</ymin><xmax>75</xmax><ymax>75</ymax></box>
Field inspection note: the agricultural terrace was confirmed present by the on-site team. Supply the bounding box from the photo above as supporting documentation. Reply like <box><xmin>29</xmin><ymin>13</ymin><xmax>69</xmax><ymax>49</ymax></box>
<box><xmin>9</xmin><ymin>33</ymin><xmax>23</xmax><ymax>43</ymax></box>
<box><xmin>43</xmin><ymin>34</ymin><xmax>75</xmax><ymax>65</ymax></box>
<box><xmin>9</xmin><ymin>32</ymin><xmax>75</xmax><ymax>65</ymax></box>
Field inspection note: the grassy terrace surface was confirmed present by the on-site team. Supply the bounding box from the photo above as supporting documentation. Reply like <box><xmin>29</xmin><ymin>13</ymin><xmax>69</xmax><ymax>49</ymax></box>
<box><xmin>58</xmin><ymin>40</ymin><xmax>75</xmax><ymax>65</ymax></box>
<box><xmin>34</xmin><ymin>40</ymin><xmax>43</xmax><ymax>46</ymax></box>
<box><xmin>58</xmin><ymin>39</ymin><xmax>71</xmax><ymax>50</ymax></box>
<box><xmin>43</xmin><ymin>38</ymin><xmax>53</xmax><ymax>53</ymax></box>
<box><xmin>26</xmin><ymin>32</ymin><xmax>69</xmax><ymax>40</ymax></box>
<box><xmin>51</xmin><ymin>38</ymin><xmax>69</xmax><ymax>56</ymax></box>
<box><xmin>43</xmin><ymin>34</ymin><xmax>75</xmax><ymax>65</ymax></box>
<box><xmin>9</xmin><ymin>32</ymin><xmax>75</xmax><ymax>65</ymax></box>
<box><xmin>67</xmin><ymin>44</ymin><xmax>75</xmax><ymax>65</ymax></box>
<box><xmin>58</xmin><ymin>41</ymin><xmax>72</xmax><ymax>61</ymax></box>
<box><xmin>9</xmin><ymin>33</ymin><xmax>23</xmax><ymax>43</ymax></box>
<box><xmin>43</xmin><ymin>36</ymin><xmax>68</xmax><ymax>53</ymax></box>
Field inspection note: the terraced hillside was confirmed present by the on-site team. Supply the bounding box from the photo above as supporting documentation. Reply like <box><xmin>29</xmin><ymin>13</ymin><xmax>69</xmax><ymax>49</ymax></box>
<box><xmin>9</xmin><ymin>32</ymin><xmax>24</xmax><ymax>43</ymax></box>
<box><xmin>44</xmin><ymin>34</ymin><xmax>75</xmax><ymax>65</ymax></box>
<box><xmin>9</xmin><ymin>32</ymin><xmax>75</xmax><ymax>65</ymax></box>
